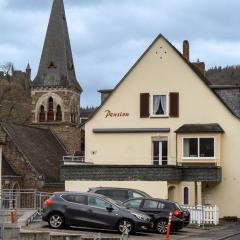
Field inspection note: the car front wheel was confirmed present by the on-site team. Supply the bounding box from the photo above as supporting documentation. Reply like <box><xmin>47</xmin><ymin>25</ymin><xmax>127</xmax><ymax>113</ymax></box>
<box><xmin>117</xmin><ymin>219</ymin><xmax>135</xmax><ymax>234</ymax></box>
<box><xmin>156</xmin><ymin>219</ymin><xmax>168</xmax><ymax>234</ymax></box>
<box><xmin>48</xmin><ymin>213</ymin><xmax>64</xmax><ymax>229</ymax></box>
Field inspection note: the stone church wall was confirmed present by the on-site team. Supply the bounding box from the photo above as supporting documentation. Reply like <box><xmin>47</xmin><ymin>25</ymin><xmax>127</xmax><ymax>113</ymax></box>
<box><xmin>2</xmin><ymin>139</ymin><xmax>40</xmax><ymax>189</ymax></box>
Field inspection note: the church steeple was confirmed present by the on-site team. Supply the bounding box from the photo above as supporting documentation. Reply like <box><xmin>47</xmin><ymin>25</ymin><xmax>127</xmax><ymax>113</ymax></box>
<box><xmin>33</xmin><ymin>0</ymin><xmax>82</xmax><ymax>92</ymax></box>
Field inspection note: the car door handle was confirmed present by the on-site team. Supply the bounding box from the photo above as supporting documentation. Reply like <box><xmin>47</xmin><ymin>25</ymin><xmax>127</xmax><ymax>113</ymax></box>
<box><xmin>87</xmin><ymin>209</ymin><xmax>93</xmax><ymax>213</ymax></box>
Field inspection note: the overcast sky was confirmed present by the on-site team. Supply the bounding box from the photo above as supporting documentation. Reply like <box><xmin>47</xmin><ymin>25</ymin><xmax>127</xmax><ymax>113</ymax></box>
<box><xmin>0</xmin><ymin>0</ymin><xmax>240</xmax><ymax>107</ymax></box>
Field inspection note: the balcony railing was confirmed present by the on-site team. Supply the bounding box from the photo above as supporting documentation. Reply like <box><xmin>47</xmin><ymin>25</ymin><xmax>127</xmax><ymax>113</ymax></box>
<box><xmin>63</xmin><ymin>156</ymin><xmax>85</xmax><ymax>163</ymax></box>
<box><xmin>62</xmin><ymin>155</ymin><xmax>96</xmax><ymax>165</ymax></box>
<box><xmin>61</xmin><ymin>164</ymin><xmax>222</xmax><ymax>182</ymax></box>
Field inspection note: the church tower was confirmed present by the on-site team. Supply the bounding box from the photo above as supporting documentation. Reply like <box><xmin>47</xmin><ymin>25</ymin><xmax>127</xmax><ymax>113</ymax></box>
<box><xmin>32</xmin><ymin>0</ymin><xmax>82</xmax><ymax>154</ymax></box>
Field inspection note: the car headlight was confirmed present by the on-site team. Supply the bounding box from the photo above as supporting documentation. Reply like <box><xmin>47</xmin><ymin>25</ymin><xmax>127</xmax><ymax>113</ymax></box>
<box><xmin>131</xmin><ymin>212</ymin><xmax>150</xmax><ymax>222</ymax></box>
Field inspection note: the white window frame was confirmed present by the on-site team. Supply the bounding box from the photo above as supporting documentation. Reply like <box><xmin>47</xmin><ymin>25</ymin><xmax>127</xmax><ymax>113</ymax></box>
<box><xmin>182</xmin><ymin>136</ymin><xmax>216</xmax><ymax>160</ymax></box>
<box><xmin>152</xmin><ymin>136</ymin><xmax>169</xmax><ymax>165</ymax></box>
<box><xmin>150</xmin><ymin>93</ymin><xmax>169</xmax><ymax>117</ymax></box>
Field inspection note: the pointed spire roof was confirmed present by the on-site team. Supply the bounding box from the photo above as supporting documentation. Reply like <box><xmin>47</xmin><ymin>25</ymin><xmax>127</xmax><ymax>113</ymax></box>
<box><xmin>26</xmin><ymin>63</ymin><xmax>31</xmax><ymax>70</ymax></box>
<box><xmin>33</xmin><ymin>0</ymin><xmax>82</xmax><ymax>92</ymax></box>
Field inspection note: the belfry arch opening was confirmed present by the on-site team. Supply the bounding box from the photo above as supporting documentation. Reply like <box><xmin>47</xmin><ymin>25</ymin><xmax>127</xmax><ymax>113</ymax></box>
<box><xmin>56</xmin><ymin>105</ymin><xmax>62</xmax><ymax>121</ymax></box>
<box><xmin>47</xmin><ymin>97</ymin><xmax>54</xmax><ymax>121</ymax></box>
<box><xmin>39</xmin><ymin>105</ymin><xmax>45</xmax><ymax>122</ymax></box>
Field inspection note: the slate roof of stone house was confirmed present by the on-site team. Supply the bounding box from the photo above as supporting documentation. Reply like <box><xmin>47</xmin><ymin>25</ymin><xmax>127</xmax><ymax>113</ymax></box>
<box><xmin>1</xmin><ymin>123</ymin><xmax>67</xmax><ymax>184</ymax></box>
<box><xmin>33</xmin><ymin>0</ymin><xmax>82</xmax><ymax>92</ymax></box>
<box><xmin>2</xmin><ymin>156</ymin><xmax>20</xmax><ymax>177</ymax></box>
<box><xmin>210</xmin><ymin>86</ymin><xmax>240</xmax><ymax>118</ymax></box>
<box><xmin>175</xmin><ymin>123</ymin><xmax>224</xmax><ymax>133</ymax></box>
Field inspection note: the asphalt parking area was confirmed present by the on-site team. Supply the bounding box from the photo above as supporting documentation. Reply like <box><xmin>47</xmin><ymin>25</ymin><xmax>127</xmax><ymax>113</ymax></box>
<box><xmin>22</xmin><ymin>220</ymin><xmax>212</xmax><ymax>240</ymax></box>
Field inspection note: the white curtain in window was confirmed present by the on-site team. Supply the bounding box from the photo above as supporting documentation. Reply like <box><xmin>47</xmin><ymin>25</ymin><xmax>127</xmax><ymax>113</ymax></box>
<box><xmin>153</xmin><ymin>95</ymin><xmax>161</xmax><ymax>115</ymax></box>
<box><xmin>184</xmin><ymin>139</ymin><xmax>190</xmax><ymax>157</ymax></box>
<box><xmin>160</xmin><ymin>95</ymin><xmax>166</xmax><ymax>114</ymax></box>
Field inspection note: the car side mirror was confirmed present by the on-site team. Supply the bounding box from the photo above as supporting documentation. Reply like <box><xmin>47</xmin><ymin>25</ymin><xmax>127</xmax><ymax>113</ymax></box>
<box><xmin>106</xmin><ymin>204</ymin><xmax>114</xmax><ymax>212</ymax></box>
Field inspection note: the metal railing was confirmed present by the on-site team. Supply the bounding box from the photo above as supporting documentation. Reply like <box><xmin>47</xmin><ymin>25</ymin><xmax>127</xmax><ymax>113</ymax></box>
<box><xmin>0</xmin><ymin>190</ymin><xmax>51</xmax><ymax>211</ymax></box>
<box><xmin>63</xmin><ymin>155</ymin><xmax>85</xmax><ymax>163</ymax></box>
<box><xmin>0</xmin><ymin>190</ymin><xmax>52</xmax><ymax>226</ymax></box>
<box><xmin>0</xmin><ymin>196</ymin><xmax>16</xmax><ymax>224</ymax></box>
<box><xmin>62</xmin><ymin>155</ymin><xmax>219</xmax><ymax>166</ymax></box>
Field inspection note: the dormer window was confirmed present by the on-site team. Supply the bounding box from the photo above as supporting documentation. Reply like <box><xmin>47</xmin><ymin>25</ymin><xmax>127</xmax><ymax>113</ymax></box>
<box><xmin>48</xmin><ymin>61</ymin><xmax>56</xmax><ymax>69</ymax></box>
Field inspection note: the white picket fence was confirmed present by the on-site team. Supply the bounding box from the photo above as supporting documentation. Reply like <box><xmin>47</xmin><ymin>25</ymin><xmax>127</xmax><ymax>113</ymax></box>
<box><xmin>182</xmin><ymin>205</ymin><xmax>219</xmax><ymax>225</ymax></box>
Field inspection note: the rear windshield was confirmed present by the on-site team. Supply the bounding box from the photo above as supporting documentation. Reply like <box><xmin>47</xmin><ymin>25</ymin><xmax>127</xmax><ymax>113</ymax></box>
<box><xmin>95</xmin><ymin>189</ymin><xmax>127</xmax><ymax>202</ymax></box>
<box><xmin>61</xmin><ymin>194</ymin><xmax>86</xmax><ymax>204</ymax></box>
<box><xmin>97</xmin><ymin>195</ymin><xmax>127</xmax><ymax>209</ymax></box>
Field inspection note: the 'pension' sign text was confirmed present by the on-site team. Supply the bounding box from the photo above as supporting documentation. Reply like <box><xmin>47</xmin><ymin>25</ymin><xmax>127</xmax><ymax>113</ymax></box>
<box><xmin>105</xmin><ymin>110</ymin><xmax>130</xmax><ymax>118</ymax></box>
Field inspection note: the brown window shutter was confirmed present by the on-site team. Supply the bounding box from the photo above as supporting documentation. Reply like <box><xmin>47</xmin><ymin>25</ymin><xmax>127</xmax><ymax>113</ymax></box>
<box><xmin>140</xmin><ymin>93</ymin><xmax>150</xmax><ymax>118</ymax></box>
<box><xmin>170</xmin><ymin>92</ymin><xmax>179</xmax><ymax>117</ymax></box>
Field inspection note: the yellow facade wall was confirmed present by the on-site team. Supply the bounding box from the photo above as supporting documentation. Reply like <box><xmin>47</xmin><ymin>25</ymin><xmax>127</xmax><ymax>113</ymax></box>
<box><xmin>84</xmin><ymin>36</ymin><xmax>240</xmax><ymax>218</ymax></box>
<box><xmin>168</xmin><ymin>182</ymin><xmax>196</xmax><ymax>206</ymax></box>
<box><xmin>65</xmin><ymin>181</ymin><xmax>168</xmax><ymax>199</ymax></box>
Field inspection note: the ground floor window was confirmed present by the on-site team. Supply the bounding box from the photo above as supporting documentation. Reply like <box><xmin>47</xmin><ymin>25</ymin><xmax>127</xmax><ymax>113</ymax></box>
<box><xmin>152</xmin><ymin>139</ymin><xmax>168</xmax><ymax>165</ymax></box>
<box><xmin>183</xmin><ymin>187</ymin><xmax>189</xmax><ymax>205</ymax></box>
<box><xmin>183</xmin><ymin>137</ymin><xmax>215</xmax><ymax>159</ymax></box>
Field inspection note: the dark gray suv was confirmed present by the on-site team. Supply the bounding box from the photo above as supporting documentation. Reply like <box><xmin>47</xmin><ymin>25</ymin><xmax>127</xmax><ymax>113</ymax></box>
<box><xmin>42</xmin><ymin>192</ymin><xmax>151</xmax><ymax>234</ymax></box>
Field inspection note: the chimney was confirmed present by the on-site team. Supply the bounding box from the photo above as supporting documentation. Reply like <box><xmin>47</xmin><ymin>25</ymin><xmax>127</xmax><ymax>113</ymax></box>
<box><xmin>98</xmin><ymin>89</ymin><xmax>113</xmax><ymax>104</ymax></box>
<box><xmin>193</xmin><ymin>59</ymin><xmax>205</xmax><ymax>76</ymax></box>
<box><xmin>183</xmin><ymin>40</ymin><xmax>189</xmax><ymax>61</ymax></box>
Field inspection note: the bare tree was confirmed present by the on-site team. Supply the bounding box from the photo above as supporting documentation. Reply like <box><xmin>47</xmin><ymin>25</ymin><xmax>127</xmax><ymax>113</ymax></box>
<box><xmin>0</xmin><ymin>62</ymin><xmax>32</xmax><ymax>124</ymax></box>
<box><xmin>0</xmin><ymin>62</ymin><xmax>13</xmax><ymax>76</ymax></box>
<box><xmin>0</xmin><ymin>63</ymin><xmax>13</xmax><ymax>103</ymax></box>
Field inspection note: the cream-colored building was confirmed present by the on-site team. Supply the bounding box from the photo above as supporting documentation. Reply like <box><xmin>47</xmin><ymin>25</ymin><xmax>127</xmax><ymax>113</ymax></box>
<box><xmin>62</xmin><ymin>35</ymin><xmax>240</xmax><ymax>218</ymax></box>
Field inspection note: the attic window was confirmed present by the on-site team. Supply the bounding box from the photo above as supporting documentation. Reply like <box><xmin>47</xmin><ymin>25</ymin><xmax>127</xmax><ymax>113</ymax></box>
<box><xmin>48</xmin><ymin>62</ymin><xmax>56</xmax><ymax>69</ymax></box>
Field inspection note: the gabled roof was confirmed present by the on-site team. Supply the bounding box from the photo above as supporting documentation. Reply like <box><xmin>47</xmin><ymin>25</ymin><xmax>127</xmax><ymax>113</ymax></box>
<box><xmin>85</xmin><ymin>34</ymin><xmax>240</xmax><ymax>124</ymax></box>
<box><xmin>33</xmin><ymin>0</ymin><xmax>82</xmax><ymax>92</ymax></box>
<box><xmin>1</xmin><ymin>123</ymin><xmax>67</xmax><ymax>183</ymax></box>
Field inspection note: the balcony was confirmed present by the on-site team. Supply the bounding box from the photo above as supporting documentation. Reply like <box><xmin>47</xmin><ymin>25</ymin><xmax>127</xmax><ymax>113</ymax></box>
<box><xmin>60</xmin><ymin>164</ymin><xmax>222</xmax><ymax>182</ymax></box>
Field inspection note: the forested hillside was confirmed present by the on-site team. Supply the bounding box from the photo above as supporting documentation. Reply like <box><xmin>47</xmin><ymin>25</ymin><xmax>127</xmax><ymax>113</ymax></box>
<box><xmin>206</xmin><ymin>66</ymin><xmax>240</xmax><ymax>85</ymax></box>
